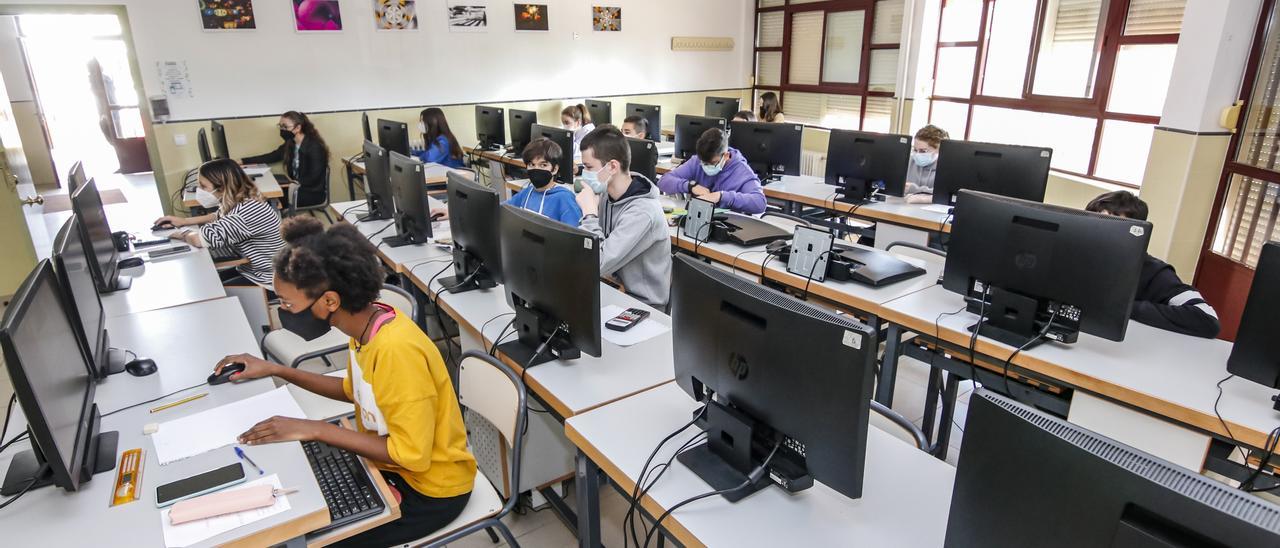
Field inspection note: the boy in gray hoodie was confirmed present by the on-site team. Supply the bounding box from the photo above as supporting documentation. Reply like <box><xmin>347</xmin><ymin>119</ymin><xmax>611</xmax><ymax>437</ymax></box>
<box><xmin>575</xmin><ymin>125</ymin><xmax>673</xmax><ymax>309</ymax></box>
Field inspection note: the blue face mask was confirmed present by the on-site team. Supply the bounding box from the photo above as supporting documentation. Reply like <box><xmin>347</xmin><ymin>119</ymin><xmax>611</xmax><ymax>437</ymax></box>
<box><xmin>912</xmin><ymin>151</ymin><xmax>937</xmax><ymax>168</ymax></box>
<box><xmin>581</xmin><ymin>164</ymin><xmax>611</xmax><ymax>194</ymax></box>
<box><xmin>701</xmin><ymin>154</ymin><xmax>728</xmax><ymax>177</ymax></box>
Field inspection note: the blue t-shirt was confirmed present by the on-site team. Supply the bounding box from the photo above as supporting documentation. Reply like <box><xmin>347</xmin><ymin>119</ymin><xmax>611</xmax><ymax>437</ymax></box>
<box><xmin>506</xmin><ymin>184</ymin><xmax>582</xmax><ymax>227</ymax></box>
<box><xmin>414</xmin><ymin>135</ymin><xmax>465</xmax><ymax>169</ymax></box>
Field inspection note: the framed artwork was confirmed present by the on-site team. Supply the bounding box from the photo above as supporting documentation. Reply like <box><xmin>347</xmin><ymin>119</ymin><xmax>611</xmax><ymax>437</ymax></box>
<box><xmin>592</xmin><ymin>6</ymin><xmax>620</xmax><ymax>32</ymax></box>
<box><xmin>375</xmin><ymin>0</ymin><xmax>418</xmax><ymax>30</ymax></box>
<box><xmin>198</xmin><ymin>0</ymin><xmax>256</xmax><ymax>30</ymax></box>
<box><xmin>514</xmin><ymin>3</ymin><xmax>549</xmax><ymax>31</ymax></box>
<box><xmin>447</xmin><ymin>3</ymin><xmax>488</xmax><ymax>32</ymax></box>
<box><xmin>293</xmin><ymin>0</ymin><xmax>343</xmax><ymax>32</ymax></box>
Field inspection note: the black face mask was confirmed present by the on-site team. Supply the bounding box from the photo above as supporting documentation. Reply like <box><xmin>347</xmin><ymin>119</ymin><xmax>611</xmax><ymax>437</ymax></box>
<box><xmin>279</xmin><ymin>298</ymin><xmax>333</xmax><ymax>341</ymax></box>
<box><xmin>280</xmin><ymin>129</ymin><xmax>294</xmax><ymax>141</ymax></box>
<box><xmin>528</xmin><ymin>169</ymin><xmax>555</xmax><ymax>188</ymax></box>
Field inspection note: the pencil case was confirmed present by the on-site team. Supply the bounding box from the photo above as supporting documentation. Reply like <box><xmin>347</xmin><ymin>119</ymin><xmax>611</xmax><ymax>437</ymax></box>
<box><xmin>169</xmin><ymin>484</ymin><xmax>275</xmax><ymax>525</ymax></box>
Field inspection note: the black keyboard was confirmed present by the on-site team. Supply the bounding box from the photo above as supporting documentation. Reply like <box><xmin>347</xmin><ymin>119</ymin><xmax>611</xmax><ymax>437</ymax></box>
<box><xmin>209</xmin><ymin>247</ymin><xmax>243</xmax><ymax>262</ymax></box>
<box><xmin>303</xmin><ymin>439</ymin><xmax>386</xmax><ymax>535</ymax></box>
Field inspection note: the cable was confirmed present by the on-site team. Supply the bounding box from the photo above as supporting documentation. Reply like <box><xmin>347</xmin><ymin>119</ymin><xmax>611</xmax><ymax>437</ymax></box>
<box><xmin>799</xmin><ymin>250</ymin><xmax>833</xmax><ymax>301</ymax></box>
<box><xmin>966</xmin><ymin>285</ymin><xmax>992</xmax><ymax>386</ymax></box>
<box><xmin>623</xmin><ymin>401</ymin><xmax>711</xmax><ymax>548</ymax></box>
<box><xmin>0</xmin><ymin>394</ymin><xmax>15</xmax><ymax>450</ymax></box>
<box><xmin>340</xmin><ymin>203</ymin><xmax>367</xmax><ymax>219</ymax></box>
<box><xmin>729</xmin><ymin>250</ymin><xmax>766</xmax><ymax>279</ymax></box>
<box><xmin>488</xmin><ymin>318</ymin><xmax>518</xmax><ymax>356</ymax></box>
<box><xmin>642</xmin><ymin>438</ymin><xmax>784</xmax><ymax>547</ymax></box>
<box><xmin>0</xmin><ymin>475</ymin><xmax>38</xmax><ymax>511</ymax></box>
<box><xmin>101</xmin><ymin>382</ymin><xmax>208</xmax><ymax>418</ymax></box>
<box><xmin>628</xmin><ymin>432</ymin><xmax>708</xmax><ymax>547</ymax></box>
<box><xmin>1214</xmin><ymin>374</ymin><xmax>1250</xmax><ymax>464</ymax></box>
<box><xmin>366</xmin><ymin>222</ymin><xmax>395</xmax><ymax>242</ymax></box>
<box><xmin>999</xmin><ymin>308</ymin><xmax>1059</xmax><ymax>397</ymax></box>
<box><xmin>1241</xmin><ymin>425</ymin><xmax>1280</xmax><ymax>492</ymax></box>
<box><xmin>0</xmin><ymin>432</ymin><xmax>31</xmax><ymax>455</ymax></box>
<box><xmin>519</xmin><ymin>325</ymin><xmax>564</xmax><ymax>435</ymax></box>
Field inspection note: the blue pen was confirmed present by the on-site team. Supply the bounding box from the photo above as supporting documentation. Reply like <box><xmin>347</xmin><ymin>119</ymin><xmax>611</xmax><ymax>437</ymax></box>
<box><xmin>235</xmin><ymin>447</ymin><xmax>264</xmax><ymax>475</ymax></box>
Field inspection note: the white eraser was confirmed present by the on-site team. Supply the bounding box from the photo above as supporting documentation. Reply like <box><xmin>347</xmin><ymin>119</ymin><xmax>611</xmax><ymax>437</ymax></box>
<box><xmin>143</xmin><ymin>423</ymin><xmax>159</xmax><ymax>435</ymax></box>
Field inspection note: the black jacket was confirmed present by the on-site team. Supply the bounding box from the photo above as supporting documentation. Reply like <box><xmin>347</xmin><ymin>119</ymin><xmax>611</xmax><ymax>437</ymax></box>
<box><xmin>1131</xmin><ymin>255</ymin><xmax>1220</xmax><ymax>338</ymax></box>
<box><xmin>243</xmin><ymin>136</ymin><xmax>328</xmax><ymax>207</ymax></box>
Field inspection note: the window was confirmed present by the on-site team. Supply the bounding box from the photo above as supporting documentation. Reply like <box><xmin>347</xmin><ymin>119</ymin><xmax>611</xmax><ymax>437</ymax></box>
<box><xmin>926</xmin><ymin>0</ymin><xmax>1185</xmax><ymax>186</ymax></box>
<box><xmin>753</xmin><ymin>0</ymin><xmax>904</xmax><ymax>130</ymax></box>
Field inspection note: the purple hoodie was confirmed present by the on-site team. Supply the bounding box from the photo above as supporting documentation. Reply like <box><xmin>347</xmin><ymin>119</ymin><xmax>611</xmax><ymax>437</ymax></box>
<box><xmin>657</xmin><ymin>147</ymin><xmax>766</xmax><ymax>214</ymax></box>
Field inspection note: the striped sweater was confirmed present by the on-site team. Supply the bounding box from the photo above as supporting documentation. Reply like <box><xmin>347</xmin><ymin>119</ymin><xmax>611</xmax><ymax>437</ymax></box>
<box><xmin>201</xmin><ymin>199</ymin><xmax>286</xmax><ymax>288</ymax></box>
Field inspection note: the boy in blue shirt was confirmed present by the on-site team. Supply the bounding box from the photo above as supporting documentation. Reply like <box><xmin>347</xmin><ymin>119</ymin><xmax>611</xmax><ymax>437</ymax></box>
<box><xmin>507</xmin><ymin>138</ymin><xmax>582</xmax><ymax>226</ymax></box>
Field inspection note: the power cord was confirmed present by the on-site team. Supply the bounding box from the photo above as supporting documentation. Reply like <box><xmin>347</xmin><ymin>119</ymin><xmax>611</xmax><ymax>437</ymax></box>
<box><xmin>1214</xmin><ymin>374</ymin><xmax>1250</xmax><ymax>464</ymax></box>
<box><xmin>102</xmin><ymin>381</ymin><xmax>209</xmax><ymax>418</ymax></box>
<box><xmin>628</xmin><ymin>431</ymin><xmax>708</xmax><ymax>547</ymax></box>
<box><xmin>518</xmin><ymin>325</ymin><xmax>564</xmax><ymax>435</ymax></box>
<box><xmin>999</xmin><ymin>309</ymin><xmax>1059</xmax><ymax>397</ymax></box>
<box><xmin>1241</xmin><ymin>426</ymin><xmax>1280</xmax><ymax>492</ymax></box>
<box><xmin>799</xmin><ymin>250</ymin><xmax>833</xmax><ymax>301</ymax></box>
<box><xmin>623</xmin><ymin>401</ymin><xmax>711</xmax><ymax>548</ymax></box>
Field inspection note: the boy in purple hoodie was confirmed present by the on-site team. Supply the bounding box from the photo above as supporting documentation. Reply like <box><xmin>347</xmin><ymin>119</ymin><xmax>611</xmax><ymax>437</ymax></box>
<box><xmin>657</xmin><ymin>128</ymin><xmax>767</xmax><ymax>215</ymax></box>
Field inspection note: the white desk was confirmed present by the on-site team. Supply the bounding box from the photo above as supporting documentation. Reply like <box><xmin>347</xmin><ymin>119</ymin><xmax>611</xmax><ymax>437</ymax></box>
<box><xmin>331</xmin><ymin>200</ymin><xmax>450</xmax><ymax>273</ymax></box>
<box><xmin>764</xmin><ymin>176</ymin><xmax>952</xmax><ymax>238</ymax></box>
<box><xmin>565</xmin><ymin>383</ymin><xmax>955</xmax><ymax>547</ymax></box>
<box><xmin>182</xmin><ymin>165</ymin><xmax>283</xmax><ymax>207</ymax></box>
<box><xmin>103</xmin><ymin>245</ymin><xmax>227</xmax><ymax>318</ymax></box>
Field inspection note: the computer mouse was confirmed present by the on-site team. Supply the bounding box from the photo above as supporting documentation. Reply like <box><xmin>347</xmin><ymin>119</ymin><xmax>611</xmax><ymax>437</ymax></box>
<box><xmin>151</xmin><ymin>221</ymin><xmax>175</xmax><ymax>231</ymax></box>
<box><xmin>430</xmin><ymin>212</ymin><xmax>446</xmax><ymax>222</ymax></box>
<box><xmin>125</xmin><ymin>357</ymin><xmax>158</xmax><ymax>377</ymax></box>
<box><xmin>208</xmin><ymin>363</ymin><xmax>245</xmax><ymax>386</ymax></box>
<box><xmin>118</xmin><ymin>257</ymin><xmax>144</xmax><ymax>270</ymax></box>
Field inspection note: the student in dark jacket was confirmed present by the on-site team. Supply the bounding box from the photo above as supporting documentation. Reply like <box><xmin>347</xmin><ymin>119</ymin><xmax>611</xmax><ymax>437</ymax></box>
<box><xmin>242</xmin><ymin>111</ymin><xmax>331</xmax><ymax>208</ymax></box>
<box><xmin>1085</xmin><ymin>191</ymin><xmax>1220</xmax><ymax>338</ymax></box>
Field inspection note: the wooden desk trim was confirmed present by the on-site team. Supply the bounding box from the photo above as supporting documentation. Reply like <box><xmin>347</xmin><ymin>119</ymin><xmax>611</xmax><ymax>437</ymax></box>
<box><xmin>875</xmin><ymin>303</ymin><xmax>1271</xmax><ymax>450</ymax></box>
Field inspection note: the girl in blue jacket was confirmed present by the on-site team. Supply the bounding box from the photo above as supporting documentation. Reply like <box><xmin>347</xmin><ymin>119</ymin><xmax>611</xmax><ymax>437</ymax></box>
<box><xmin>506</xmin><ymin>137</ymin><xmax>582</xmax><ymax>226</ymax></box>
<box><xmin>414</xmin><ymin>107</ymin><xmax>465</xmax><ymax>169</ymax></box>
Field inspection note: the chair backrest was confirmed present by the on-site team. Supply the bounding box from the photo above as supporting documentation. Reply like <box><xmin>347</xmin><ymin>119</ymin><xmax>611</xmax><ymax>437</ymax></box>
<box><xmin>456</xmin><ymin>351</ymin><xmax>525</xmax><ymax>446</ymax></box>
<box><xmin>886</xmin><ymin>240</ymin><xmax>946</xmax><ymax>269</ymax></box>
<box><xmin>380</xmin><ymin>284</ymin><xmax>419</xmax><ymax>325</ymax></box>
<box><xmin>869</xmin><ymin>400</ymin><xmax>928</xmax><ymax>450</ymax></box>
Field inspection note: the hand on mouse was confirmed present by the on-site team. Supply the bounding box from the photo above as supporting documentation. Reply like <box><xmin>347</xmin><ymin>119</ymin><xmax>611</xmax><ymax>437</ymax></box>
<box><xmin>238</xmin><ymin>416</ymin><xmax>327</xmax><ymax>445</ymax></box>
<box><xmin>429</xmin><ymin>207</ymin><xmax>449</xmax><ymax>220</ymax></box>
<box><xmin>214</xmin><ymin>354</ymin><xmax>281</xmax><ymax>382</ymax></box>
<box><xmin>154</xmin><ymin>215</ymin><xmax>184</xmax><ymax>228</ymax></box>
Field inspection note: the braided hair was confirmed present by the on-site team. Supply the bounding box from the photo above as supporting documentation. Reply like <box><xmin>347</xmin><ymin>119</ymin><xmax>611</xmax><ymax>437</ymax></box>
<box><xmin>274</xmin><ymin>217</ymin><xmax>384</xmax><ymax>311</ymax></box>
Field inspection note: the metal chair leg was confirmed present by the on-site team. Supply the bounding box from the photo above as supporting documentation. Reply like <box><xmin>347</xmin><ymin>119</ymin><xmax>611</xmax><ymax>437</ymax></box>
<box><xmin>485</xmin><ymin>527</ymin><xmax>500</xmax><ymax>544</ymax></box>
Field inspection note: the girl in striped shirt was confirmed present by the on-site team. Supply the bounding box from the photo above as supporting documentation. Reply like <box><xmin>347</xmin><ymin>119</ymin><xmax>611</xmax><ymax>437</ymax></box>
<box><xmin>154</xmin><ymin>159</ymin><xmax>287</xmax><ymax>290</ymax></box>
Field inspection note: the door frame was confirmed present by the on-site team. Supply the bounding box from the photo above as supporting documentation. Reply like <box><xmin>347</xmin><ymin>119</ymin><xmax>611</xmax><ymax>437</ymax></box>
<box><xmin>0</xmin><ymin>4</ymin><xmax>164</xmax><ymax>196</ymax></box>
<box><xmin>1194</xmin><ymin>0</ymin><xmax>1276</xmax><ymax>341</ymax></box>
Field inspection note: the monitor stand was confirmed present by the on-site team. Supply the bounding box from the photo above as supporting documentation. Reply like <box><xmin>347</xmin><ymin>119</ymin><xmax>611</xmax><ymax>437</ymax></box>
<box><xmin>105</xmin><ymin>273</ymin><xmax>132</xmax><ymax>293</ymax></box>
<box><xmin>439</xmin><ymin>250</ymin><xmax>496</xmax><ymax>294</ymax></box>
<box><xmin>1</xmin><ymin>405</ymin><xmax>118</xmax><ymax>496</ymax></box>
<box><xmin>966</xmin><ymin>286</ymin><xmax>1050</xmax><ymax>350</ymax></box>
<box><xmin>357</xmin><ymin>194</ymin><xmax>390</xmax><ymax>223</ymax></box>
<box><xmin>677</xmin><ymin>401</ymin><xmax>801</xmax><ymax>503</ymax></box>
<box><xmin>835</xmin><ymin>178</ymin><xmax>885</xmax><ymax>205</ymax></box>
<box><xmin>497</xmin><ymin>306</ymin><xmax>580</xmax><ymax>367</ymax></box>
<box><xmin>101</xmin><ymin>346</ymin><xmax>130</xmax><ymax>377</ymax></box>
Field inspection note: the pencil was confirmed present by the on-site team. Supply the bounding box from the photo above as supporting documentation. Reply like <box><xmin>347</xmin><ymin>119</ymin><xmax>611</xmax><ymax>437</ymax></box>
<box><xmin>149</xmin><ymin>392</ymin><xmax>208</xmax><ymax>413</ymax></box>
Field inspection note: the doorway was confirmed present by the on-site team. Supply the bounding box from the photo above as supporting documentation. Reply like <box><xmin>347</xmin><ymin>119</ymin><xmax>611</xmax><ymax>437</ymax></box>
<box><xmin>12</xmin><ymin>12</ymin><xmax>146</xmax><ymax>188</ymax></box>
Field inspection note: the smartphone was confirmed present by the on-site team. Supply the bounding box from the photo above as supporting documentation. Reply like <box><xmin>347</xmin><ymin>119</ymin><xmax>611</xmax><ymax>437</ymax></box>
<box><xmin>148</xmin><ymin>245</ymin><xmax>191</xmax><ymax>259</ymax></box>
<box><xmin>155</xmin><ymin>463</ymin><xmax>246</xmax><ymax>508</ymax></box>
<box><xmin>606</xmin><ymin>308</ymin><xmax>650</xmax><ymax>332</ymax></box>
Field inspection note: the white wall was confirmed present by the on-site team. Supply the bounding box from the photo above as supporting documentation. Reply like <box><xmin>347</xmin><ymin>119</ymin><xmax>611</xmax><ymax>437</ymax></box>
<box><xmin>0</xmin><ymin>0</ymin><xmax>753</xmax><ymax>122</ymax></box>
<box><xmin>1160</xmin><ymin>0</ymin><xmax>1261</xmax><ymax>132</ymax></box>
<box><xmin>0</xmin><ymin>16</ymin><xmax>32</xmax><ymax>102</ymax></box>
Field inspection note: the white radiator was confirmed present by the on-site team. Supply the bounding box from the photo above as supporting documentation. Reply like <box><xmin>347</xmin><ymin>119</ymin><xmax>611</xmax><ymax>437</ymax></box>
<box><xmin>801</xmin><ymin>151</ymin><xmax>827</xmax><ymax>177</ymax></box>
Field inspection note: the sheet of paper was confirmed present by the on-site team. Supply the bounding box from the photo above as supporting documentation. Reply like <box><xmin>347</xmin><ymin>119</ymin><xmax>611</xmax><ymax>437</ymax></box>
<box><xmin>152</xmin><ymin>387</ymin><xmax>306</xmax><ymax>465</ymax></box>
<box><xmin>922</xmin><ymin>204</ymin><xmax>953</xmax><ymax>215</ymax></box>
<box><xmin>600</xmin><ymin>305</ymin><xmax>671</xmax><ymax>347</ymax></box>
<box><xmin>160</xmin><ymin>474</ymin><xmax>290</xmax><ymax>548</ymax></box>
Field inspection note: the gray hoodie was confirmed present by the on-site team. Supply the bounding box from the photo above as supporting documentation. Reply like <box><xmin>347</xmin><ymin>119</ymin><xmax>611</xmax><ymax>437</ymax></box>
<box><xmin>580</xmin><ymin>173</ymin><xmax>672</xmax><ymax>308</ymax></box>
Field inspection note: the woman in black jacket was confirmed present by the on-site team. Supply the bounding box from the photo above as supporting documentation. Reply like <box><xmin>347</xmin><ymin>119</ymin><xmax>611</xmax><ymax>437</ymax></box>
<box><xmin>242</xmin><ymin>111</ymin><xmax>331</xmax><ymax>208</ymax></box>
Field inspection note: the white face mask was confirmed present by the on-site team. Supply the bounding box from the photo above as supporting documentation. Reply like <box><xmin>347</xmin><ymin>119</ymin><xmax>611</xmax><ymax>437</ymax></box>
<box><xmin>195</xmin><ymin>187</ymin><xmax>221</xmax><ymax>209</ymax></box>
<box><xmin>418</xmin><ymin>122</ymin><xmax>426</xmax><ymax>134</ymax></box>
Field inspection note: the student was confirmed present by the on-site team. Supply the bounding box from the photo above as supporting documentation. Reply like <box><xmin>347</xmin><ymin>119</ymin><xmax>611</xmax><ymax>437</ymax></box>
<box><xmin>905</xmin><ymin>125</ymin><xmax>948</xmax><ymax>204</ymax></box>
<box><xmin>414</xmin><ymin>107</ymin><xmax>465</xmax><ymax>169</ymax></box>
<box><xmin>732</xmin><ymin>110</ymin><xmax>756</xmax><ymax>122</ymax></box>
<box><xmin>575</xmin><ymin>126</ymin><xmax>672</xmax><ymax>308</ymax></box>
<box><xmin>154</xmin><ymin>159</ymin><xmax>286</xmax><ymax>290</ymax></box>
<box><xmin>657</xmin><ymin>128</ymin><xmax>766</xmax><ymax>215</ymax></box>
<box><xmin>1085</xmin><ymin>191</ymin><xmax>1221</xmax><ymax>338</ymax></box>
<box><xmin>621</xmin><ymin>115</ymin><xmax>648</xmax><ymax>139</ymax></box>
<box><xmin>242</xmin><ymin>111</ymin><xmax>331</xmax><ymax>208</ymax></box>
<box><xmin>562</xmin><ymin>104</ymin><xmax>596</xmax><ymax>155</ymax></box>
<box><xmin>213</xmin><ymin>217</ymin><xmax>476</xmax><ymax>546</ymax></box>
<box><xmin>757</xmin><ymin>92</ymin><xmax>785</xmax><ymax>123</ymax></box>
<box><xmin>506</xmin><ymin>137</ymin><xmax>582</xmax><ymax>226</ymax></box>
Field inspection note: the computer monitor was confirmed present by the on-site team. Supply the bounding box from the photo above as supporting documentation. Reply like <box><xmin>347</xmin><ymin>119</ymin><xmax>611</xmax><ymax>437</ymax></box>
<box><xmin>824</xmin><ymin>129</ymin><xmax>911</xmax><ymax>203</ymax></box>
<box><xmin>509</xmin><ymin>109</ymin><xmax>538</xmax><ymax>154</ymax></box>
<box><xmin>67</xmin><ymin>161</ymin><xmax>86</xmax><ymax>195</ymax></box>
<box><xmin>673</xmin><ymin>115</ymin><xmax>727</xmax><ymax>161</ymax></box>
<box><xmin>943</xmin><ymin>190</ymin><xmax>1151</xmax><ymax>349</ymax></box>
<box><xmin>442</xmin><ymin>171</ymin><xmax>503</xmax><ymax>294</ymax></box>
<box><xmin>360</xmin><ymin>140</ymin><xmax>393</xmax><ymax>222</ymax></box>
<box><xmin>377</xmin><ymin>118</ymin><xmax>410</xmax><ymax>157</ymax></box>
<box><xmin>671</xmin><ymin>254</ymin><xmax>876</xmax><ymax>501</ymax></box>
<box><xmin>531</xmin><ymin>124</ymin><xmax>575</xmax><ymax>185</ymax></box>
<box><xmin>383</xmin><ymin>151</ymin><xmax>432</xmax><ymax>247</ymax></box>
<box><xmin>586</xmin><ymin>99</ymin><xmax>612</xmax><ymax>126</ymax></box>
<box><xmin>210</xmin><ymin>120</ymin><xmax>230</xmax><ymax>160</ymax></box>
<box><xmin>0</xmin><ymin>261</ymin><xmax>118</xmax><ymax>496</ymax></box>
<box><xmin>948</xmin><ymin>390</ymin><xmax>1280</xmax><ymax>546</ymax></box>
<box><xmin>1228</xmin><ymin>241</ymin><xmax>1280</xmax><ymax>393</ymax></box>
<box><xmin>475</xmin><ymin>105</ymin><xmax>506</xmax><ymax>151</ymax></box>
<box><xmin>932</xmin><ymin>140</ymin><xmax>1052</xmax><ymax>206</ymax></box>
<box><xmin>361</xmin><ymin>112</ymin><xmax>372</xmax><ymax>143</ymax></box>
<box><xmin>71</xmin><ymin>179</ymin><xmax>130</xmax><ymax>293</ymax></box>
<box><xmin>53</xmin><ymin>217</ymin><xmax>127</xmax><ymax>378</ymax></box>
<box><xmin>728</xmin><ymin>121</ymin><xmax>803</xmax><ymax>181</ymax></box>
<box><xmin>627</xmin><ymin>138</ymin><xmax>658</xmax><ymax>183</ymax></box>
<box><xmin>705</xmin><ymin>97</ymin><xmax>741</xmax><ymax>121</ymax></box>
<box><xmin>497</xmin><ymin>204</ymin><xmax>602</xmax><ymax>367</ymax></box>
<box><xmin>625</xmin><ymin>103</ymin><xmax>661</xmax><ymax>141</ymax></box>
<box><xmin>196</xmin><ymin>128</ymin><xmax>212</xmax><ymax>164</ymax></box>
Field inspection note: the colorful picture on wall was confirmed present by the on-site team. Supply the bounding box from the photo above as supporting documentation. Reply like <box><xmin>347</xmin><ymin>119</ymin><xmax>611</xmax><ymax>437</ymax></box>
<box><xmin>447</xmin><ymin>3</ymin><xmax>488</xmax><ymax>31</ymax></box>
<box><xmin>374</xmin><ymin>0</ymin><xmax>418</xmax><ymax>30</ymax></box>
<box><xmin>514</xmin><ymin>4</ymin><xmax>549</xmax><ymax>31</ymax></box>
<box><xmin>592</xmin><ymin>6</ymin><xmax>620</xmax><ymax>32</ymax></box>
<box><xmin>198</xmin><ymin>0</ymin><xmax>256</xmax><ymax>30</ymax></box>
<box><xmin>293</xmin><ymin>0</ymin><xmax>343</xmax><ymax>32</ymax></box>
